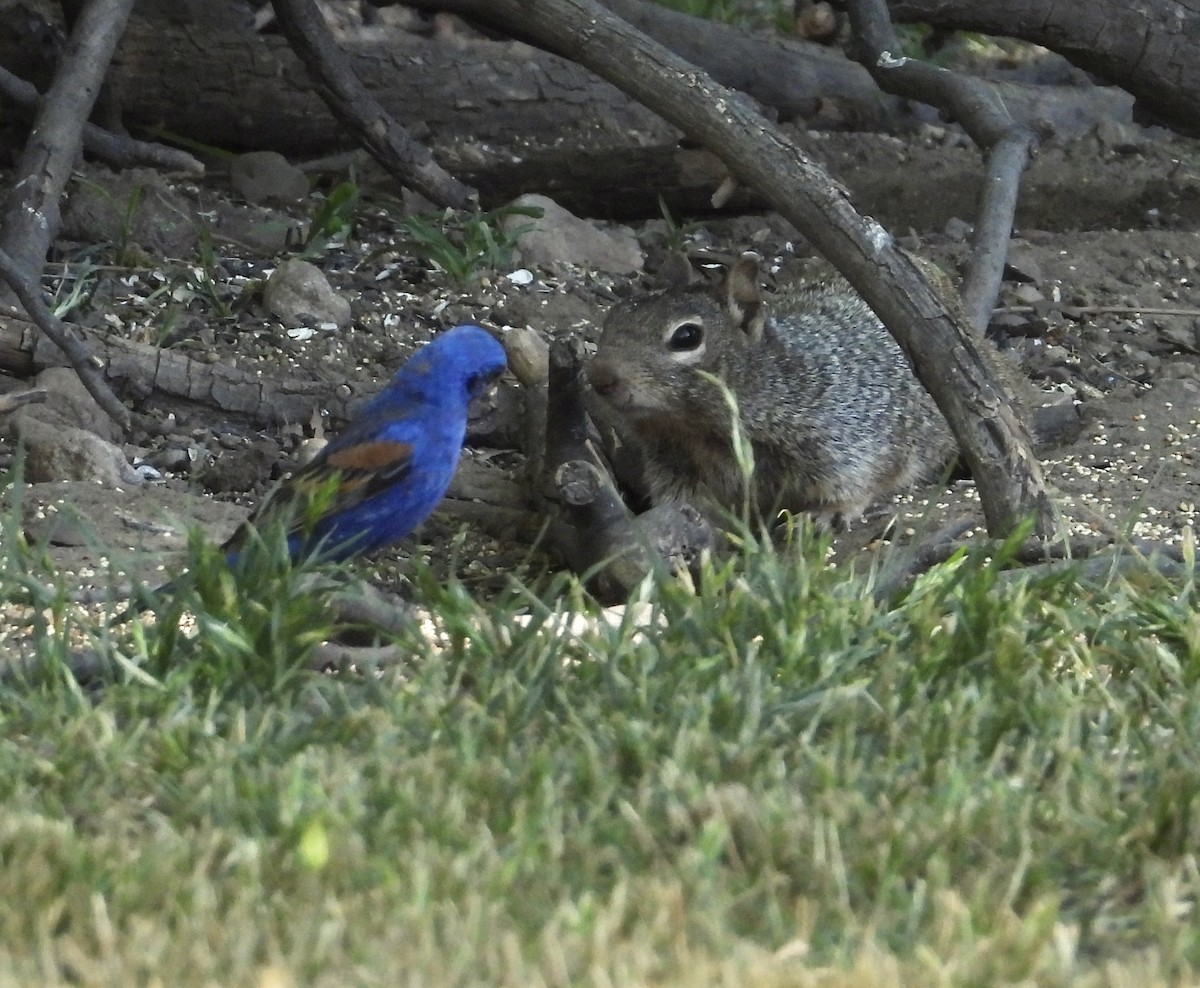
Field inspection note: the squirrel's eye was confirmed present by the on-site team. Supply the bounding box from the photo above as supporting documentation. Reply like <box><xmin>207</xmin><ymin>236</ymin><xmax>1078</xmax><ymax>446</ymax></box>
<box><xmin>667</xmin><ymin>322</ymin><xmax>703</xmax><ymax>351</ymax></box>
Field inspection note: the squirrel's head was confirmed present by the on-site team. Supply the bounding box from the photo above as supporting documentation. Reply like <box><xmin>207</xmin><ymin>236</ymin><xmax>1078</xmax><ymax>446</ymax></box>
<box><xmin>588</xmin><ymin>257</ymin><xmax>767</xmax><ymax>421</ymax></box>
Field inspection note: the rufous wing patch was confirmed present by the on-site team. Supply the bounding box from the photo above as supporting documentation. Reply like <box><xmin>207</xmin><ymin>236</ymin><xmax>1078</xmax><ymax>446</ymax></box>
<box><xmin>325</xmin><ymin>440</ymin><xmax>413</xmax><ymax>473</ymax></box>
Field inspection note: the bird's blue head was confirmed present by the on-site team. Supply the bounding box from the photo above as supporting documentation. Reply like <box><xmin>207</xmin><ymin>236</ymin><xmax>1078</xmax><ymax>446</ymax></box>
<box><xmin>391</xmin><ymin>324</ymin><xmax>508</xmax><ymax>402</ymax></box>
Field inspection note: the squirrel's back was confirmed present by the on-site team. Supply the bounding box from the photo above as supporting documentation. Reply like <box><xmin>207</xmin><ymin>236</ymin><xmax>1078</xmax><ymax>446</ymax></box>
<box><xmin>586</xmin><ymin>258</ymin><xmax>959</xmax><ymax>524</ymax></box>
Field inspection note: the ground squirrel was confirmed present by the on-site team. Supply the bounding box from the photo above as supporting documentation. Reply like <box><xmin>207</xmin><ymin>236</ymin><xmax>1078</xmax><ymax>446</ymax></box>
<box><xmin>587</xmin><ymin>257</ymin><xmax>988</xmax><ymax>526</ymax></box>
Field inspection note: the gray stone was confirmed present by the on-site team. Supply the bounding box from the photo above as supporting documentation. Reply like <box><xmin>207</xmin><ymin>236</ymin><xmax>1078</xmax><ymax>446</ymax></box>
<box><xmin>32</xmin><ymin>367</ymin><xmax>124</xmax><ymax>443</ymax></box>
<box><xmin>264</xmin><ymin>258</ymin><xmax>352</xmax><ymax>329</ymax></box>
<box><xmin>229</xmin><ymin>151</ymin><xmax>310</xmax><ymax>205</ymax></box>
<box><xmin>13</xmin><ymin>412</ymin><xmax>143</xmax><ymax>487</ymax></box>
<box><xmin>501</xmin><ymin>194</ymin><xmax>643</xmax><ymax>275</ymax></box>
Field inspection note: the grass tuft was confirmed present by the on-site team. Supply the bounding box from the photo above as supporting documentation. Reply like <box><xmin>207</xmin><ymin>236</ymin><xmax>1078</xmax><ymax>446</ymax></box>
<box><xmin>2</xmin><ymin>459</ymin><xmax>1200</xmax><ymax>983</ymax></box>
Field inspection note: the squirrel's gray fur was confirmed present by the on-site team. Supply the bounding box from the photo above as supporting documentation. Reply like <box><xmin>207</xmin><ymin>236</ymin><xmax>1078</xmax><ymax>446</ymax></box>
<box><xmin>587</xmin><ymin>257</ymin><xmax>966</xmax><ymax>525</ymax></box>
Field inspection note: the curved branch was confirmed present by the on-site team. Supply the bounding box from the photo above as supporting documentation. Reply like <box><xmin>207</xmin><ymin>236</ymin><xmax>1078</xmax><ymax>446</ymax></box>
<box><xmin>887</xmin><ymin>0</ymin><xmax>1200</xmax><ymax>137</ymax></box>
<box><xmin>0</xmin><ymin>248</ymin><xmax>130</xmax><ymax>432</ymax></box>
<box><xmin>0</xmin><ymin>64</ymin><xmax>204</xmax><ymax>176</ymax></box>
<box><xmin>844</xmin><ymin>0</ymin><xmax>1036</xmax><ymax>333</ymax></box>
<box><xmin>0</xmin><ymin>0</ymin><xmax>135</xmax><ymax>286</ymax></box>
<box><xmin>421</xmin><ymin>0</ymin><xmax>1055</xmax><ymax>538</ymax></box>
<box><xmin>270</xmin><ymin>0</ymin><xmax>474</xmax><ymax>208</ymax></box>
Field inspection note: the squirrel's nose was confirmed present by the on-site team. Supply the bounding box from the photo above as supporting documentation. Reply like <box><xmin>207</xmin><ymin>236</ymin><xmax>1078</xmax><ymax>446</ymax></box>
<box><xmin>586</xmin><ymin>359</ymin><xmax>620</xmax><ymax>397</ymax></box>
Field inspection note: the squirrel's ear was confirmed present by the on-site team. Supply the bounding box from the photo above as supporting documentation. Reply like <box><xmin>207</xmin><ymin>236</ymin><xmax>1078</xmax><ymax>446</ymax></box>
<box><xmin>723</xmin><ymin>257</ymin><xmax>766</xmax><ymax>342</ymax></box>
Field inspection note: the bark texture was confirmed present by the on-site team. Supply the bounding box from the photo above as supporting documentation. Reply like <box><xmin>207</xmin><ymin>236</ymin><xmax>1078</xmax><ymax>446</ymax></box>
<box><xmin>889</xmin><ymin>0</ymin><xmax>1200</xmax><ymax>135</ymax></box>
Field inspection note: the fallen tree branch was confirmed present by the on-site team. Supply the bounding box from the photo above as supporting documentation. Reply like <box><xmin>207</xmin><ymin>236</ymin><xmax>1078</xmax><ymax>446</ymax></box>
<box><xmin>0</xmin><ymin>248</ymin><xmax>131</xmax><ymax>432</ymax></box>
<box><xmin>888</xmin><ymin>0</ymin><xmax>1200</xmax><ymax>137</ymax></box>
<box><xmin>0</xmin><ymin>0</ymin><xmax>135</xmax><ymax>288</ymax></box>
<box><xmin>872</xmin><ymin>526</ymin><xmax>1191</xmax><ymax>602</ymax></box>
<box><xmin>0</xmin><ymin>64</ymin><xmax>204</xmax><ymax>176</ymax></box>
<box><xmin>0</xmin><ymin>311</ymin><xmax>374</xmax><ymax>430</ymax></box>
<box><xmin>844</xmin><ymin>0</ymin><xmax>1037</xmax><ymax>334</ymax></box>
<box><xmin>271</xmin><ymin>0</ymin><xmax>474</xmax><ymax>208</ymax></box>
<box><xmin>542</xmin><ymin>337</ymin><xmax>715</xmax><ymax>598</ymax></box>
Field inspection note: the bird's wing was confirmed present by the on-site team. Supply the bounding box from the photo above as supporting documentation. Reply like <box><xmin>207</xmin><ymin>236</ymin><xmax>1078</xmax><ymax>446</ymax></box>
<box><xmin>223</xmin><ymin>438</ymin><xmax>414</xmax><ymax>554</ymax></box>
<box><xmin>317</xmin><ymin>438</ymin><xmax>415</xmax><ymax>507</ymax></box>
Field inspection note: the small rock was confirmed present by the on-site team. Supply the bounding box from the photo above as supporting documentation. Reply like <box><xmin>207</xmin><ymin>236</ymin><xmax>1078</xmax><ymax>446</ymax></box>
<box><xmin>144</xmin><ymin>443</ymin><xmax>196</xmax><ymax>474</ymax></box>
<box><xmin>987</xmin><ymin>311</ymin><xmax>1044</xmax><ymax>340</ymax></box>
<box><xmin>942</xmin><ymin>216</ymin><xmax>973</xmax><ymax>241</ymax></box>
<box><xmin>1004</xmin><ymin>243</ymin><xmax>1044</xmax><ymax>284</ymax></box>
<box><xmin>213</xmin><ymin>200</ymin><xmax>304</xmax><ymax>256</ymax></box>
<box><xmin>264</xmin><ymin>258</ymin><xmax>352</xmax><ymax>329</ymax></box>
<box><xmin>501</xmin><ymin>193</ymin><xmax>644</xmax><ymax>275</ymax></box>
<box><xmin>229</xmin><ymin>151</ymin><xmax>309</xmax><ymax>205</ymax></box>
<box><xmin>28</xmin><ymin>367</ymin><xmax>124</xmax><ymax>443</ymax></box>
<box><xmin>502</xmin><ymin>326</ymin><xmax>550</xmax><ymax>387</ymax></box>
<box><xmin>1159</xmin><ymin>325</ymin><xmax>1200</xmax><ymax>353</ymax></box>
<box><xmin>13</xmin><ymin>412</ymin><xmax>143</xmax><ymax>487</ymax></box>
<box><xmin>1095</xmin><ymin>119</ymin><xmax>1144</xmax><ymax>154</ymax></box>
<box><xmin>296</xmin><ymin>437</ymin><xmax>328</xmax><ymax>466</ymax></box>
<box><xmin>196</xmin><ymin>442</ymin><xmax>277</xmax><ymax>495</ymax></box>
<box><xmin>1011</xmin><ymin>283</ymin><xmax>1046</xmax><ymax>306</ymax></box>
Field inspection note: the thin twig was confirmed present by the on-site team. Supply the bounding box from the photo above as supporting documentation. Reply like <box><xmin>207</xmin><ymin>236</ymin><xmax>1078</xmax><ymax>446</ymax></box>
<box><xmin>996</xmin><ymin>304</ymin><xmax>1200</xmax><ymax>319</ymax></box>
<box><xmin>270</xmin><ymin>0</ymin><xmax>474</xmax><ymax>208</ymax></box>
<box><xmin>0</xmin><ymin>64</ymin><xmax>204</xmax><ymax>176</ymax></box>
<box><xmin>844</xmin><ymin>0</ymin><xmax>1036</xmax><ymax>334</ymax></box>
<box><xmin>0</xmin><ymin>247</ymin><xmax>130</xmax><ymax>431</ymax></box>
<box><xmin>0</xmin><ymin>388</ymin><xmax>48</xmax><ymax>415</ymax></box>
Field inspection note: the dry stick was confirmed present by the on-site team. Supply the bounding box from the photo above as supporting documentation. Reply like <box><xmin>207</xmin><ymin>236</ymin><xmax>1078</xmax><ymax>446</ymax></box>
<box><xmin>543</xmin><ymin>338</ymin><xmax>715</xmax><ymax>598</ymax></box>
<box><xmin>0</xmin><ymin>0</ymin><xmax>135</xmax><ymax>287</ymax></box>
<box><xmin>843</xmin><ymin>0</ymin><xmax>1037</xmax><ymax>335</ymax></box>
<box><xmin>270</xmin><ymin>0</ymin><xmax>474</xmax><ymax>209</ymax></box>
<box><xmin>871</xmin><ymin>527</ymin><xmax>1191</xmax><ymax>602</ymax></box>
<box><xmin>0</xmin><ymin>248</ymin><xmax>131</xmax><ymax>431</ymax></box>
<box><xmin>0</xmin><ymin>65</ymin><xmax>204</xmax><ymax>176</ymax></box>
<box><xmin>419</xmin><ymin>0</ymin><xmax>1054</xmax><ymax>539</ymax></box>
<box><xmin>0</xmin><ymin>388</ymin><xmax>48</xmax><ymax>415</ymax></box>
<box><xmin>997</xmin><ymin>304</ymin><xmax>1200</xmax><ymax>320</ymax></box>
<box><xmin>543</xmin><ymin>336</ymin><xmax>644</xmax><ymax>594</ymax></box>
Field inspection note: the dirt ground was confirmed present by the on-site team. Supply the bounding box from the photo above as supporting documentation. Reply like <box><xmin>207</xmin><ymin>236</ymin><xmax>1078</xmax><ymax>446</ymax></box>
<box><xmin>3</xmin><ymin>122</ymin><xmax>1199</xmax><ymax>610</ymax></box>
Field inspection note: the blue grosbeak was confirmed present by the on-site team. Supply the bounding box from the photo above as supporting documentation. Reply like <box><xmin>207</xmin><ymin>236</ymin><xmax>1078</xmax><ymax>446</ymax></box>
<box><xmin>111</xmin><ymin>325</ymin><xmax>506</xmax><ymax>623</ymax></box>
<box><xmin>220</xmin><ymin>323</ymin><xmax>509</xmax><ymax>564</ymax></box>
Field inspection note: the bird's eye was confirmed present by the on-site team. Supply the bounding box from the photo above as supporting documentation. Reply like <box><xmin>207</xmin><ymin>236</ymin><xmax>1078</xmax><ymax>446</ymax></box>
<box><xmin>667</xmin><ymin>321</ymin><xmax>703</xmax><ymax>351</ymax></box>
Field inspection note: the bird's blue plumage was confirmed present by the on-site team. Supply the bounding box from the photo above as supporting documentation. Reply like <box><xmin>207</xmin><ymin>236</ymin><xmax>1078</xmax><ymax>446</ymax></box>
<box><xmin>224</xmin><ymin>324</ymin><xmax>507</xmax><ymax>563</ymax></box>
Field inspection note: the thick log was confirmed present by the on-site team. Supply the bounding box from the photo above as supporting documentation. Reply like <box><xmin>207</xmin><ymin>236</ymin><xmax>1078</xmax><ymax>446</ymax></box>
<box><xmin>0</xmin><ymin>313</ymin><xmax>364</xmax><ymax>427</ymax></box>
<box><xmin>107</xmin><ymin>17</ymin><xmax>678</xmax><ymax>159</ymax></box>
<box><xmin>0</xmin><ymin>5</ymin><xmax>1138</xmax><ymax>219</ymax></box>
<box><xmin>888</xmin><ymin>0</ymin><xmax>1200</xmax><ymax>136</ymax></box>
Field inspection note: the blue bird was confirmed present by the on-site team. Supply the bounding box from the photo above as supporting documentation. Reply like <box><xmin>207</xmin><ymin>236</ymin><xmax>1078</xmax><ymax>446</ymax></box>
<box><xmin>109</xmin><ymin>325</ymin><xmax>506</xmax><ymax>625</ymax></box>
<box><xmin>223</xmin><ymin>323</ymin><xmax>508</xmax><ymax>564</ymax></box>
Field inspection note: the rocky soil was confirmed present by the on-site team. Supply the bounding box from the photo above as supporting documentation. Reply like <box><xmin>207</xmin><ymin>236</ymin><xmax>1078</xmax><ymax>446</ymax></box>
<box><xmin>1</xmin><ymin>119</ymin><xmax>1198</xmax><ymax>624</ymax></box>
